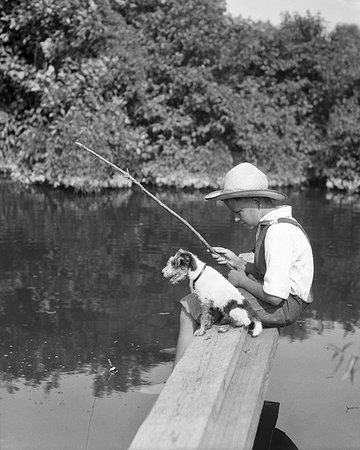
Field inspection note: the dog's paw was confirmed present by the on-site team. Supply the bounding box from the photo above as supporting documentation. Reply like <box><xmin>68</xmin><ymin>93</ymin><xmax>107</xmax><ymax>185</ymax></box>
<box><xmin>249</xmin><ymin>321</ymin><xmax>262</xmax><ymax>337</ymax></box>
<box><xmin>250</xmin><ymin>329</ymin><xmax>261</xmax><ymax>337</ymax></box>
<box><xmin>194</xmin><ymin>328</ymin><xmax>206</xmax><ymax>336</ymax></box>
<box><xmin>218</xmin><ymin>325</ymin><xmax>229</xmax><ymax>333</ymax></box>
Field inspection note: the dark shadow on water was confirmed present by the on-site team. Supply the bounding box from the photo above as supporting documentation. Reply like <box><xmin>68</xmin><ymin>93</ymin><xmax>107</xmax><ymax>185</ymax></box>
<box><xmin>253</xmin><ymin>401</ymin><xmax>299</xmax><ymax>450</ymax></box>
<box><xmin>270</xmin><ymin>429</ymin><xmax>299</xmax><ymax>450</ymax></box>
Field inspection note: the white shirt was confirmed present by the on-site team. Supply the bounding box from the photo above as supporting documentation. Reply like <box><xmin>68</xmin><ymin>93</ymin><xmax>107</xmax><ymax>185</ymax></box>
<box><xmin>259</xmin><ymin>206</ymin><xmax>314</xmax><ymax>302</ymax></box>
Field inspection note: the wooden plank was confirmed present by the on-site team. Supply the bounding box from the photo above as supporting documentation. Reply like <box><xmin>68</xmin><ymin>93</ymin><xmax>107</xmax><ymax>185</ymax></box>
<box><xmin>129</xmin><ymin>327</ymin><xmax>279</xmax><ymax>450</ymax></box>
<box><xmin>200</xmin><ymin>329</ymin><xmax>279</xmax><ymax>449</ymax></box>
<box><xmin>129</xmin><ymin>326</ymin><xmax>247</xmax><ymax>450</ymax></box>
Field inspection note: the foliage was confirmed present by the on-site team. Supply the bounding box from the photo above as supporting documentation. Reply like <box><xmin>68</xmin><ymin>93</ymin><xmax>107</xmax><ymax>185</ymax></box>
<box><xmin>13</xmin><ymin>101</ymin><xmax>150</xmax><ymax>190</ymax></box>
<box><xmin>1</xmin><ymin>0</ymin><xmax>360</xmax><ymax>191</ymax></box>
<box><xmin>321</xmin><ymin>97</ymin><xmax>360</xmax><ymax>192</ymax></box>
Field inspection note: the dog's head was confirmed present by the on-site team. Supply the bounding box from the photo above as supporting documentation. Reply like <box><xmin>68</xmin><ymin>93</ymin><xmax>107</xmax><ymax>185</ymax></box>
<box><xmin>162</xmin><ymin>249</ymin><xmax>198</xmax><ymax>284</ymax></box>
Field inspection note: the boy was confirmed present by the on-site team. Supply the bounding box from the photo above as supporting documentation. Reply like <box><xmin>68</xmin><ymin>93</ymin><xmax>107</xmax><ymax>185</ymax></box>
<box><xmin>175</xmin><ymin>162</ymin><xmax>314</xmax><ymax>364</ymax></box>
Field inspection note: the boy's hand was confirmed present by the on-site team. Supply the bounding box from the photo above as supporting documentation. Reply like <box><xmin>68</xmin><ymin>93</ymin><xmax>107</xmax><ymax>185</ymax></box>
<box><xmin>211</xmin><ymin>247</ymin><xmax>246</xmax><ymax>270</ymax></box>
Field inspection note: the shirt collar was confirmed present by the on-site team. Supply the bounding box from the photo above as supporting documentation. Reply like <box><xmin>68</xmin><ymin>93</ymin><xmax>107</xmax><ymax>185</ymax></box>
<box><xmin>259</xmin><ymin>205</ymin><xmax>292</xmax><ymax>225</ymax></box>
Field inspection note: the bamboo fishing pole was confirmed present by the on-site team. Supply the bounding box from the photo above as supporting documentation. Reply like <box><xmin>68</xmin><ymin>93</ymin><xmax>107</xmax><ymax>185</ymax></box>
<box><xmin>76</xmin><ymin>142</ymin><xmax>234</xmax><ymax>268</ymax></box>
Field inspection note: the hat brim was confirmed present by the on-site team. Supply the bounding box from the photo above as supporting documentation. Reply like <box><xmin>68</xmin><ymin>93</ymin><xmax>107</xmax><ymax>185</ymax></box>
<box><xmin>205</xmin><ymin>189</ymin><xmax>287</xmax><ymax>201</ymax></box>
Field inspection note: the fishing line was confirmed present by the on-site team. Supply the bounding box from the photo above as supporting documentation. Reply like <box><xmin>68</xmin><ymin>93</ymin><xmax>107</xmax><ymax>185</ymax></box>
<box><xmin>84</xmin><ymin>395</ymin><xmax>97</xmax><ymax>450</ymax></box>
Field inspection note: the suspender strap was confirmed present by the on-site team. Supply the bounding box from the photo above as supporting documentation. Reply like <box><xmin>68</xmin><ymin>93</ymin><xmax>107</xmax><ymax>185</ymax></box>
<box><xmin>254</xmin><ymin>217</ymin><xmax>310</xmax><ymax>280</ymax></box>
<box><xmin>273</xmin><ymin>217</ymin><xmax>311</xmax><ymax>243</ymax></box>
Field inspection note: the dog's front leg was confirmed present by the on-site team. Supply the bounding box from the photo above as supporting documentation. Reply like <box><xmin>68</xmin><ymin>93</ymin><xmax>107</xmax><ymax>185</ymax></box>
<box><xmin>194</xmin><ymin>301</ymin><xmax>212</xmax><ymax>336</ymax></box>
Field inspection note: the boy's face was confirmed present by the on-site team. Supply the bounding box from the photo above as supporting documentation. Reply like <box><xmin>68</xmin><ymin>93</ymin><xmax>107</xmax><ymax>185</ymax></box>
<box><xmin>224</xmin><ymin>198</ymin><xmax>261</xmax><ymax>229</ymax></box>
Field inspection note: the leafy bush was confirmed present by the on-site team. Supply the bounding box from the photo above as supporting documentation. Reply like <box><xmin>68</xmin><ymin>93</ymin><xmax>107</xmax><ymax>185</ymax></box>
<box><xmin>13</xmin><ymin>100</ymin><xmax>151</xmax><ymax>191</ymax></box>
<box><xmin>1</xmin><ymin>0</ymin><xmax>360</xmax><ymax>191</ymax></box>
<box><xmin>321</xmin><ymin>98</ymin><xmax>360</xmax><ymax>192</ymax></box>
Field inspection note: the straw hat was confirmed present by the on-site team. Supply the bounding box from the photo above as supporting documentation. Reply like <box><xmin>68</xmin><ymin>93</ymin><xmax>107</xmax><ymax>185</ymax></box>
<box><xmin>205</xmin><ymin>163</ymin><xmax>287</xmax><ymax>201</ymax></box>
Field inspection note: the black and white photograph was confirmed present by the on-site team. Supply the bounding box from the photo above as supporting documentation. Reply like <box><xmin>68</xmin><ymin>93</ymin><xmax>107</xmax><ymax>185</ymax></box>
<box><xmin>1</xmin><ymin>1</ymin><xmax>360</xmax><ymax>449</ymax></box>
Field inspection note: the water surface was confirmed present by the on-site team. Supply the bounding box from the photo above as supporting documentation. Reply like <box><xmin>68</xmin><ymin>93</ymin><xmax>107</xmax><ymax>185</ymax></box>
<box><xmin>0</xmin><ymin>178</ymin><xmax>359</xmax><ymax>450</ymax></box>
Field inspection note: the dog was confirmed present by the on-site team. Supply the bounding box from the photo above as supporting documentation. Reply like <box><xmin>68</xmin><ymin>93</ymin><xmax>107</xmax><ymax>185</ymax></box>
<box><xmin>162</xmin><ymin>249</ymin><xmax>262</xmax><ymax>337</ymax></box>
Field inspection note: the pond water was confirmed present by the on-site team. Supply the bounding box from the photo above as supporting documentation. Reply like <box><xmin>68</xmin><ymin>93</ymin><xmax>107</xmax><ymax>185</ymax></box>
<box><xmin>0</xmin><ymin>177</ymin><xmax>360</xmax><ymax>450</ymax></box>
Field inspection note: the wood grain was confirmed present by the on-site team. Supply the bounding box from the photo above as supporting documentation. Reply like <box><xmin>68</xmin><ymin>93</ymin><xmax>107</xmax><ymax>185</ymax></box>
<box><xmin>129</xmin><ymin>327</ymin><xmax>279</xmax><ymax>450</ymax></box>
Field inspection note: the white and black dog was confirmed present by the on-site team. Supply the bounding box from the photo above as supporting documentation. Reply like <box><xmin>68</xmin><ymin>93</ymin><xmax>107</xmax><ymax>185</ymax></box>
<box><xmin>162</xmin><ymin>249</ymin><xmax>262</xmax><ymax>337</ymax></box>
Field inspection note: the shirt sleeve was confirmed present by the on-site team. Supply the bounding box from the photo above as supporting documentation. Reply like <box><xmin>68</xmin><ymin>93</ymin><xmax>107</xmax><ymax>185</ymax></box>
<box><xmin>263</xmin><ymin>224</ymin><xmax>293</xmax><ymax>299</ymax></box>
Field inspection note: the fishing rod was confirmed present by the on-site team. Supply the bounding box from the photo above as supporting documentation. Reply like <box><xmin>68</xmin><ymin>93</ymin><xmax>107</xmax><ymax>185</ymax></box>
<box><xmin>76</xmin><ymin>142</ymin><xmax>234</xmax><ymax>269</ymax></box>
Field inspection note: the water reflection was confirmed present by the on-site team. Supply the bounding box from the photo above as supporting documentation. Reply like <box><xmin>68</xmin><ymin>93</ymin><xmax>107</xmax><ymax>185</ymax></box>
<box><xmin>0</xmin><ymin>178</ymin><xmax>360</xmax><ymax>449</ymax></box>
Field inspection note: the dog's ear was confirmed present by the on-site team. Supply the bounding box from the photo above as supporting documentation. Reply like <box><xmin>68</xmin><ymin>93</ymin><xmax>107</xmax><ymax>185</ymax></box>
<box><xmin>179</xmin><ymin>252</ymin><xmax>197</xmax><ymax>271</ymax></box>
<box><xmin>178</xmin><ymin>255</ymin><xmax>189</xmax><ymax>266</ymax></box>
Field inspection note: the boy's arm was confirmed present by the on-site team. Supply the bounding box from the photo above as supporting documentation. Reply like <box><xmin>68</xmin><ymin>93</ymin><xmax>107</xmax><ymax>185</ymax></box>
<box><xmin>228</xmin><ymin>269</ymin><xmax>284</xmax><ymax>306</ymax></box>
